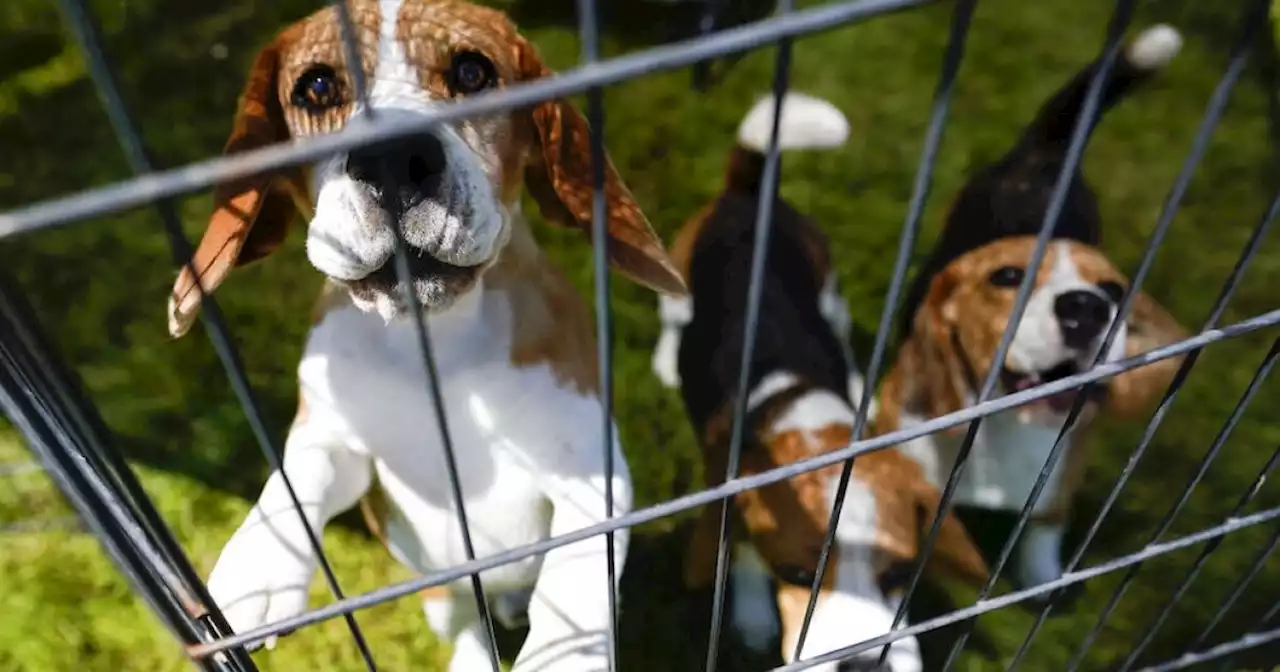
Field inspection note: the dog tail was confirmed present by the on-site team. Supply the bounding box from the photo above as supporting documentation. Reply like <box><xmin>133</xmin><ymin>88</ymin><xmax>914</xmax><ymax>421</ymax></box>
<box><xmin>1019</xmin><ymin>24</ymin><xmax>1182</xmax><ymax>149</ymax></box>
<box><xmin>725</xmin><ymin>92</ymin><xmax>850</xmax><ymax>196</ymax></box>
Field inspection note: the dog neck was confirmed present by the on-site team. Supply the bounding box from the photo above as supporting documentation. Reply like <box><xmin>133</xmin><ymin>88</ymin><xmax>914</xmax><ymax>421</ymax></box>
<box><xmin>881</xmin><ymin>365</ymin><xmax>1077</xmax><ymax>514</ymax></box>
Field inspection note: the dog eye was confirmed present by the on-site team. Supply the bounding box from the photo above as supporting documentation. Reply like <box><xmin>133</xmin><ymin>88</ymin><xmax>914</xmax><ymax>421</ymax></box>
<box><xmin>448</xmin><ymin>51</ymin><xmax>497</xmax><ymax>95</ymax></box>
<box><xmin>291</xmin><ymin>65</ymin><xmax>344</xmax><ymax>113</ymax></box>
<box><xmin>988</xmin><ymin>266</ymin><xmax>1025</xmax><ymax>288</ymax></box>
<box><xmin>1097</xmin><ymin>280</ymin><xmax>1126</xmax><ymax>303</ymax></box>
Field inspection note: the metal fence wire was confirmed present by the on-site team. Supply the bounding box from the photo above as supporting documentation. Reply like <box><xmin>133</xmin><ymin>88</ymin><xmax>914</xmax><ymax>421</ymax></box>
<box><xmin>0</xmin><ymin>0</ymin><xmax>1277</xmax><ymax>670</ymax></box>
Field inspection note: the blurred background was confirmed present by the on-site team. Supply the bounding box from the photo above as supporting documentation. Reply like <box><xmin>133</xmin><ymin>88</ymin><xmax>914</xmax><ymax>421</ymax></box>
<box><xmin>0</xmin><ymin>0</ymin><xmax>1278</xmax><ymax>670</ymax></box>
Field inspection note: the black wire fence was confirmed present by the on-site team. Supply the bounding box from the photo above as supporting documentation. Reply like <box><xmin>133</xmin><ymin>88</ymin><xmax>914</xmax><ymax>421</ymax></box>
<box><xmin>0</xmin><ymin>0</ymin><xmax>1277</xmax><ymax>671</ymax></box>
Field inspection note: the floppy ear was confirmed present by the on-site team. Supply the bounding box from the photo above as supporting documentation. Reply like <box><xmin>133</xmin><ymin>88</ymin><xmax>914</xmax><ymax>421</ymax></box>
<box><xmin>167</xmin><ymin>36</ymin><xmax>308</xmax><ymax>339</ymax></box>
<box><xmin>515</xmin><ymin>39</ymin><xmax>686</xmax><ymax>297</ymax></box>
<box><xmin>1105</xmin><ymin>289</ymin><xmax>1189</xmax><ymax>418</ymax></box>
<box><xmin>911</xmin><ymin>477</ymin><xmax>990</xmax><ymax>586</ymax></box>
<box><xmin>897</xmin><ymin>267</ymin><xmax>971</xmax><ymax>428</ymax></box>
<box><xmin>861</xmin><ymin>451</ymin><xmax>989</xmax><ymax>587</ymax></box>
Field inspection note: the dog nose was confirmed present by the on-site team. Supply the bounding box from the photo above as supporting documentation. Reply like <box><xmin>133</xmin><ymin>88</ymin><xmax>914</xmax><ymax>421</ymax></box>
<box><xmin>1054</xmin><ymin>289</ymin><xmax>1111</xmax><ymax>349</ymax></box>
<box><xmin>345</xmin><ymin>133</ymin><xmax>447</xmax><ymax>213</ymax></box>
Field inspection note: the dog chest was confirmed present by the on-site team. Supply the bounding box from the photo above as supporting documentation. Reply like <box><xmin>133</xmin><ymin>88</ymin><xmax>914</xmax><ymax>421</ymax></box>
<box><xmin>299</xmin><ymin>288</ymin><xmax>617</xmax><ymax>573</ymax></box>
<box><xmin>896</xmin><ymin>407</ymin><xmax>1072</xmax><ymax>514</ymax></box>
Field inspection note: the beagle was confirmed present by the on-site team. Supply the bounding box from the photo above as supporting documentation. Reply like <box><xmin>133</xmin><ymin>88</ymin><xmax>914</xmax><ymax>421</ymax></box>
<box><xmin>654</xmin><ymin>93</ymin><xmax>988</xmax><ymax>671</ymax></box>
<box><xmin>166</xmin><ymin>1</ymin><xmax>685</xmax><ymax>670</ymax></box>
<box><xmin>879</xmin><ymin>25</ymin><xmax>1189</xmax><ymax>594</ymax></box>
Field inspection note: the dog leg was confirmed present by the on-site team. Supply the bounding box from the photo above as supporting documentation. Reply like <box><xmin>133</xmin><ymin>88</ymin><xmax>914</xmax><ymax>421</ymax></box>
<box><xmin>206</xmin><ymin>418</ymin><xmax>371</xmax><ymax>649</ymax></box>
<box><xmin>1016</xmin><ymin>520</ymin><xmax>1066</xmax><ymax>591</ymax></box>
<box><xmin>652</xmin><ymin>293</ymin><xmax>692</xmax><ymax>389</ymax></box>
<box><xmin>729</xmin><ymin>542</ymin><xmax>779</xmax><ymax>653</ymax></box>
<box><xmin>423</xmin><ymin>586</ymin><xmax>495</xmax><ymax>672</ymax></box>
<box><xmin>514</xmin><ymin>467</ymin><xmax>633</xmax><ymax>672</ymax></box>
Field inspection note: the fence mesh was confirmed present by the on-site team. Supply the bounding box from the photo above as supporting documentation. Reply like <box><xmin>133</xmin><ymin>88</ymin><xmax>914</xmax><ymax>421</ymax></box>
<box><xmin>0</xmin><ymin>0</ymin><xmax>1277</xmax><ymax>671</ymax></box>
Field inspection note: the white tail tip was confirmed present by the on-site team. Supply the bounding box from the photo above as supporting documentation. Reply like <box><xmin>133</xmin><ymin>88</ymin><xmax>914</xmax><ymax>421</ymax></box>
<box><xmin>736</xmin><ymin>92</ymin><xmax>850</xmax><ymax>153</ymax></box>
<box><xmin>1126</xmin><ymin>24</ymin><xmax>1182</xmax><ymax>71</ymax></box>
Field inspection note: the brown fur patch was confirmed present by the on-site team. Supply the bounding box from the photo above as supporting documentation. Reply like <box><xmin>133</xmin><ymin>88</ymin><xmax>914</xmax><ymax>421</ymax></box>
<box><xmin>359</xmin><ymin>480</ymin><xmax>392</xmax><ymax>550</ymax></box>
<box><xmin>668</xmin><ymin>204</ymin><xmax>716</xmax><ymax>283</ymax></box>
<box><xmin>685</xmin><ymin>391</ymin><xmax>988</xmax><ymax>597</ymax></box>
<box><xmin>485</xmin><ymin>217</ymin><xmax>599</xmax><ymax>395</ymax></box>
<box><xmin>776</xmin><ymin>580</ymin><xmax>824</xmax><ymax>659</ymax></box>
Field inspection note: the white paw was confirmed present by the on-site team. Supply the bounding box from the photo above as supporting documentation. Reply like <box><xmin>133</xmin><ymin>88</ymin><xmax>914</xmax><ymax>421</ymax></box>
<box><xmin>651</xmin><ymin>327</ymin><xmax>682</xmax><ymax>389</ymax></box>
<box><xmin>206</xmin><ymin>524</ymin><xmax>316</xmax><ymax>650</ymax></box>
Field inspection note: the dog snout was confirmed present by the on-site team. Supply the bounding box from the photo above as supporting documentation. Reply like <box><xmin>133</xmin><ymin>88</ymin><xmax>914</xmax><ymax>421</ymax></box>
<box><xmin>1054</xmin><ymin>289</ymin><xmax>1111</xmax><ymax>349</ymax></box>
<box><xmin>346</xmin><ymin>133</ymin><xmax>448</xmax><ymax>214</ymax></box>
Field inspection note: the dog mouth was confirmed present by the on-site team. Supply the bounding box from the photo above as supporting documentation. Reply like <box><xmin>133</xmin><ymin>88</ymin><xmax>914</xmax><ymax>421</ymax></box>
<box><xmin>1000</xmin><ymin>359</ymin><xmax>1107</xmax><ymax>413</ymax></box>
<box><xmin>343</xmin><ymin>244</ymin><xmax>483</xmax><ymax>302</ymax></box>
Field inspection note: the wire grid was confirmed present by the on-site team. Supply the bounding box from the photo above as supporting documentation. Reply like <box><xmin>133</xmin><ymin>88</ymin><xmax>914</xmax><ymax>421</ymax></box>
<box><xmin>0</xmin><ymin>0</ymin><xmax>1275</xmax><ymax>671</ymax></box>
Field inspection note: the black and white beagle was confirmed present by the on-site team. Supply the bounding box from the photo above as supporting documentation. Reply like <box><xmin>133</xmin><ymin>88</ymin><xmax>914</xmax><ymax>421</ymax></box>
<box><xmin>877</xmin><ymin>24</ymin><xmax>1189</xmax><ymax>594</ymax></box>
<box><xmin>652</xmin><ymin>93</ymin><xmax>989</xmax><ymax>671</ymax></box>
<box><xmin>167</xmin><ymin>1</ymin><xmax>685</xmax><ymax>669</ymax></box>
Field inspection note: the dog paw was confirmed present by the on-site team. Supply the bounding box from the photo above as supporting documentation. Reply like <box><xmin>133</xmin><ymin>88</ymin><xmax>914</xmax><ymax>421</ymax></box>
<box><xmin>206</xmin><ymin>528</ymin><xmax>315</xmax><ymax>651</ymax></box>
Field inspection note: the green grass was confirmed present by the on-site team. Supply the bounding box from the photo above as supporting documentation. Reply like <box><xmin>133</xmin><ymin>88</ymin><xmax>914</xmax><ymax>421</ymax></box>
<box><xmin>1</xmin><ymin>0</ymin><xmax>1279</xmax><ymax>670</ymax></box>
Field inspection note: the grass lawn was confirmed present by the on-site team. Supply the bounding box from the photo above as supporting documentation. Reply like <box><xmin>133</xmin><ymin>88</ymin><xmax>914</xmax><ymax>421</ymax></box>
<box><xmin>1</xmin><ymin>0</ymin><xmax>1279</xmax><ymax>670</ymax></box>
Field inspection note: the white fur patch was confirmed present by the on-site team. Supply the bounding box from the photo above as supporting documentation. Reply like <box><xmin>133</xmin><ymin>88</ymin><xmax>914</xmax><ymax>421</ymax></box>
<box><xmin>736</xmin><ymin>92</ymin><xmax>850</xmax><ymax>153</ymax></box>
<box><xmin>1007</xmin><ymin>242</ymin><xmax>1125</xmax><ymax>377</ymax></box>
<box><xmin>206</xmin><ymin>278</ymin><xmax>631</xmax><ymax>671</ymax></box>
<box><xmin>651</xmin><ymin>294</ymin><xmax>692</xmax><ymax>388</ymax></box>
<box><xmin>1126</xmin><ymin>24</ymin><xmax>1182</xmax><ymax>71</ymax></box>
<box><xmin>771</xmin><ymin>388</ymin><xmax>856</xmax><ymax>435</ymax></box>
<box><xmin>746</xmin><ymin>370</ymin><xmax>802</xmax><ymax>413</ymax></box>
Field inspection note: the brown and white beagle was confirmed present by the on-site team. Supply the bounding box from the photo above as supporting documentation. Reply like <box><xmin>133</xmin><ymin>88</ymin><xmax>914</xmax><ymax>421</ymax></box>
<box><xmin>878</xmin><ymin>24</ymin><xmax>1189</xmax><ymax>595</ymax></box>
<box><xmin>653</xmin><ymin>93</ymin><xmax>988</xmax><ymax>671</ymax></box>
<box><xmin>166</xmin><ymin>1</ymin><xmax>685</xmax><ymax>669</ymax></box>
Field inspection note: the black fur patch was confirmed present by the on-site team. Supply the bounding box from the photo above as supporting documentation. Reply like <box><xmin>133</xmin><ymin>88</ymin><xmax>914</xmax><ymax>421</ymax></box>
<box><xmin>677</xmin><ymin>191</ymin><xmax>851</xmax><ymax>437</ymax></box>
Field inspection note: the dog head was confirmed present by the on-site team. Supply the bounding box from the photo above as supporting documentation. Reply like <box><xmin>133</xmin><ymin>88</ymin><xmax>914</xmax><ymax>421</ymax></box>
<box><xmin>901</xmin><ymin>236</ymin><xmax>1186</xmax><ymax>428</ymax></box>
<box><xmin>167</xmin><ymin>0</ymin><xmax>683</xmax><ymax>337</ymax></box>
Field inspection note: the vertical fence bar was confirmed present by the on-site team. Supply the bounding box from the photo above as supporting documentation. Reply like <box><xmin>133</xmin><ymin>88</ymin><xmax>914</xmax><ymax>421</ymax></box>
<box><xmin>360</xmin><ymin>19</ymin><xmax>505</xmax><ymax>672</ymax></box>
<box><xmin>1120</xmin><ymin>424</ymin><xmax>1280</xmax><ymax>670</ymax></box>
<box><xmin>942</xmin><ymin>5</ymin><xmax>1267</xmax><ymax>666</ymax></box>
<box><xmin>0</xmin><ymin>275</ymin><xmax>252</xmax><ymax>672</ymax></box>
<box><xmin>875</xmin><ymin>0</ymin><xmax>1139</xmax><ymax>666</ymax></box>
<box><xmin>702</xmin><ymin>2</ymin><xmax>795</xmax><ymax>669</ymax></box>
<box><xmin>1213</xmin><ymin>598</ymin><xmax>1280</xmax><ymax>671</ymax></box>
<box><xmin>1008</xmin><ymin>180</ymin><xmax>1280</xmax><ymax>670</ymax></box>
<box><xmin>0</xmin><ymin>266</ymin><xmax>256</xmax><ymax>670</ymax></box>
<box><xmin>9</xmin><ymin>0</ymin><xmax>1280</xmax><ymax>667</ymax></box>
<box><xmin>329</xmin><ymin>0</ymin><xmax>506</xmax><ymax>667</ymax></box>
<box><xmin>50</xmin><ymin>0</ymin><xmax>378</xmax><ymax>666</ymax></box>
<box><xmin>574</xmin><ymin>0</ymin><xmax>621</xmax><ymax>667</ymax></box>
<box><xmin>789</xmin><ymin>0</ymin><xmax>977</xmax><ymax>660</ymax></box>
<box><xmin>1188</xmin><ymin>520</ymin><xmax>1280</xmax><ymax>651</ymax></box>
<box><xmin>1062</xmin><ymin>338</ymin><xmax>1279</xmax><ymax>671</ymax></box>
